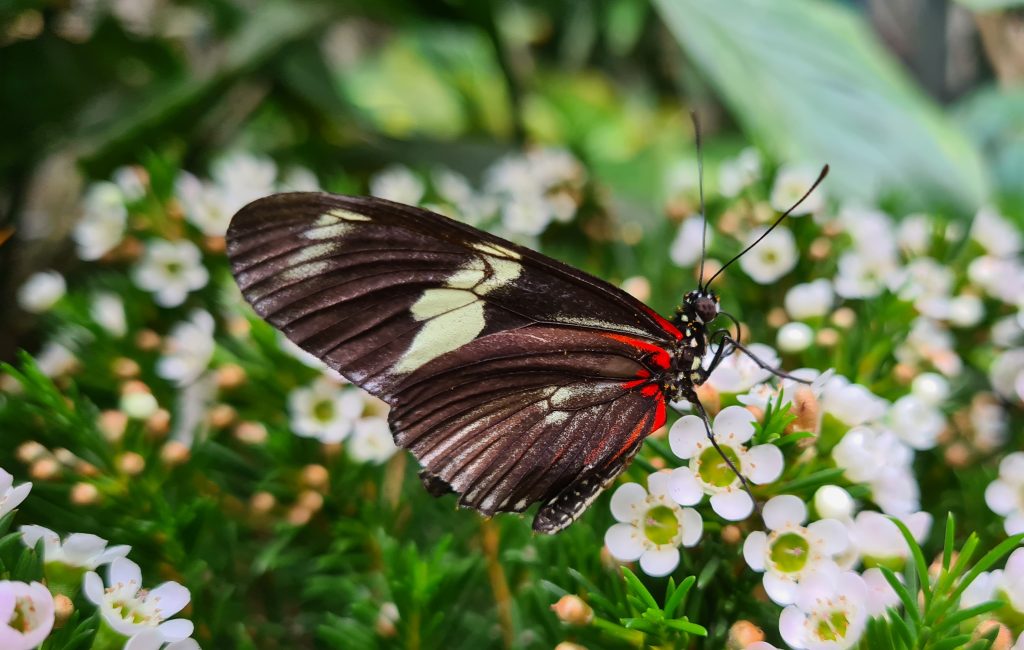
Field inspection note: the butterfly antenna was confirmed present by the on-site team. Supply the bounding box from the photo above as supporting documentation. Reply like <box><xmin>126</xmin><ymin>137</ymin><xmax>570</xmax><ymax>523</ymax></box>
<box><xmin>692</xmin><ymin>110</ymin><xmax>709</xmax><ymax>288</ymax></box>
<box><xmin>704</xmin><ymin>164</ymin><xmax>829</xmax><ymax>289</ymax></box>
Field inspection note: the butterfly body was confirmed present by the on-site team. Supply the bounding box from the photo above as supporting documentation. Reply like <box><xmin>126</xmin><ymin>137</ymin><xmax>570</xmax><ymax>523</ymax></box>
<box><xmin>227</xmin><ymin>192</ymin><xmax>701</xmax><ymax>533</ymax></box>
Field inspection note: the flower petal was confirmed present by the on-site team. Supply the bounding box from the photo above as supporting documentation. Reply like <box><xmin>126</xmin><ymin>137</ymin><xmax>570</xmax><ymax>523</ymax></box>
<box><xmin>679</xmin><ymin>508</ymin><xmax>704</xmax><ymax>547</ymax></box>
<box><xmin>610</xmin><ymin>483</ymin><xmax>647</xmax><ymax>523</ymax></box>
<box><xmin>61</xmin><ymin>533</ymin><xmax>108</xmax><ymax>566</ymax></box>
<box><xmin>639</xmin><ymin>548</ymin><xmax>680</xmax><ymax>577</ymax></box>
<box><xmin>667</xmin><ymin>467</ymin><xmax>703</xmax><ymax>506</ymax></box>
<box><xmin>808</xmin><ymin>519</ymin><xmax>849</xmax><ymax>556</ymax></box>
<box><xmin>669</xmin><ymin>415</ymin><xmax>706</xmax><ymax>460</ymax></box>
<box><xmin>778</xmin><ymin>605</ymin><xmax>807</xmax><ymax>649</ymax></box>
<box><xmin>743</xmin><ymin>532</ymin><xmax>768</xmax><ymax>571</ymax></box>
<box><xmin>83</xmin><ymin>571</ymin><xmax>104</xmax><ymax>606</ymax></box>
<box><xmin>604</xmin><ymin>523</ymin><xmax>644</xmax><ymax>562</ymax></box>
<box><xmin>1006</xmin><ymin>511</ymin><xmax>1024</xmax><ymax>536</ymax></box>
<box><xmin>763</xmin><ymin>571</ymin><xmax>799</xmax><ymax>606</ymax></box>
<box><xmin>0</xmin><ymin>584</ymin><xmax>15</xmax><ymax>622</ymax></box>
<box><xmin>109</xmin><ymin>557</ymin><xmax>142</xmax><ymax>595</ymax></box>
<box><xmin>745</xmin><ymin>444</ymin><xmax>784</xmax><ymax>484</ymax></box>
<box><xmin>763</xmin><ymin>495</ymin><xmax>807</xmax><ymax>530</ymax></box>
<box><xmin>985</xmin><ymin>480</ymin><xmax>1016</xmax><ymax>516</ymax></box>
<box><xmin>5</xmin><ymin>482</ymin><xmax>32</xmax><ymax>513</ymax></box>
<box><xmin>126</xmin><ymin>629</ymin><xmax>165</xmax><ymax>650</ymax></box>
<box><xmin>166</xmin><ymin>640</ymin><xmax>202</xmax><ymax>650</ymax></box>
<box><xmin>713</xmin><ymin>406</ymin><xmax>756</xmax><ymax>444</ymax></box>
<box><xmin>147</xmin><ymin>582</ymin><xmax>190</xmax><ymax>619</ymax></box>
<box><xmin>647</xmin><ymin>471</ymin><xmax>674</xmax><ymax>498</ymax></box>
<box><xmin>711</xmin><ymin>490</ymin><xmax>754</xmax><ymax>521</ymax></box>
<box><xmin>157</xmin><ymin>619</ymin><xmax>195</xmax><ymax>642</ymax></box>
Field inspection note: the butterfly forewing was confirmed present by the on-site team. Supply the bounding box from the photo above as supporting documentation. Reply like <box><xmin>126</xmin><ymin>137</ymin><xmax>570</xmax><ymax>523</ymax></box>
<box><xmin>227</xmin><ymin>192</ymin><xmax>680</xmax><ymax>533</ymax></box>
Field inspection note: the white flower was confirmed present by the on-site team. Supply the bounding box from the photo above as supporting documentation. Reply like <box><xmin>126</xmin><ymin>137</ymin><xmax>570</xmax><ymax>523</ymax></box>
<box><xmin>371</xmin><ymin>165</ymin><xmax>424</xmax><ymax>205</ymax></box>
<box><xmin>736</xmin><ymin>369</ymin><xmax>832</xmax><ymax>412</ymax></box>
<box><xmin>885</xmin><ymin>394</ymin><xmax>945</xmax><ymax>450</ymax></box>
<box><xmin>348</xmin><ymin>417</ymin><xmax>398</xmax><ymax>464</ymax></box>
<box><xmin>486</xmin><ymin>148</ymin><xmax>583</xmax><ymax>234</ymax></box>
<box><xmin>784</xmin><ymin>279</ymin><xmax>833</xmax><ymax>320</ymax></box>
<box><xmin>897</xmin><ymin>257</ymin><xmax>953</xmax><ymax>305</ymax></box>
<box><xmin>500</xmin><ymin>195</ymin><xmax>552</xmax><ymax>236</ymax></box>
<box><xmin>603</xmin><ymin>474</ymin><xmax>703</xmax><ymax>577</ymax></box>
<box><xmin>0</xmin><ymin>468</ymin><xmax>31</xmax><ymax>518</ymax></box>
<box><xmin>718</xmin><ymin>148</ymin><xmax>762</xmax><ymax>198</ymax></box>
<box><xmin>707</xmin><ymin>343</ymin><xmax>780</xmax><ymax>393</ymax></box>
<box><xmin>779</xmin><ymin>571</ymin><xmax>868</xmax><ymax>650</ymax></box>
<box><xmin>73</xmin><ymin>182</ymin><xmax>127</xmax><ymax>260</ymax></box>
<box><xmin>997</xmin><ymin>548</ymin><xmax>1024</xmax><ymax>613</ymax></box>
<box><xmin>777</xmin><ymin>322</ymin><xmax>813</xmax><ymax>353</ymax></box>
<box><xmin>821</xmin><ymin>377</ymin><xmax>887</xmax><ymax>427</ymax></box>
<box><xmin>288</xmin><ymin>377</ymin><xmax>366</xmax><ymax>443</ymax></box>
<box><xmin>971</xmin><ymin>205</ymin><xmax>1021</xmax><ymax>257</ymax></box>
<box><xmin>0</xmin><ymin>580</ymin><xmax>55</xmax><ymax>650</ymax></box>
<box><xmin>113</xmin><ymin>166</ymin><xmax>147</xmax><ymax>202</ymax></box>
<box><xmin>738</xmin><ymin>226</ymin><xmax>797</xmax><ymax>284</ymax></box>
<box><xmin>279</xmin><ymin>167</ymin><xmax>320</xmax><ymax>192</ymax></box>
<box><xmin>897</xmin><ymin>213</ymin><xmax>931</xmax><ymax>255</ymax></box>
<box><xmin>971</xmin><ymin>397</ymin><xmax>1008</xmax><ymax>452</ymax></box>
<box><xmin>896</xmin><ymin>317</ymin><xmax>962</xmax><ymax>377</ymax></box>
<box><xmin>430</xmin><ymin>169</ymin><xmax>496</xmax><ymax>226</ymax></box>
<box><xmin>910</xmin><ymin>372</ymin><xmax>948</xmax><ymax>406</ymax></box>
<box><xmin>670</xmin><ymin>215</ymin><xmax>710</xmax><ymax>268</ymax></box>
<box><xmin>990</xmin><ymin>348</ymin><xmax>1024</xmax><ymax>403</ymax></box>
<box><xmin>847</xmin><ymin>510</ymin><xmax>931</xmax><ymax>568</ymax></box>
<box><xmin>133</xmin><ymin>240</ymin><xmax>209</xmax><ymax>308</ymax></box>
<box><xmin>1016</xmin><ymin>632</ymin><xmax>1024</xmax><ymax>650</ymax></box>
<box><xmin>832</xmin><ymin>426</ymin><xmax>920</xmax><ymax>515</ymax></box>
<box><xmin>946</xmin><ymin>294</ymin><xmax>984</xmax><ymax>328</ymax></box>
<box><xmin>860</xmin><ymin>567</ymin><xmax>900</xmax><ymax>617</ymax></box>
<box><xmin>174</xmin><ymin>172</ymin><xmax>233</xmax><ymax>237</ymax></box>
<box><xmin>121</xmin><ymin>392</ymin><xmax>159</xmax><ymax>420</ymax></box>
<box><xmin>770</xmin><ymin>165</ymin><xmax>825</xmax><ymax>216</ymax></box>
<box><xmin>84</xmin><ymin>558</ymin><xmax>192</xmax><ymax>647</ymax></box>
<box><xmin>838</xmin><ymin>206</ymin><xmax>896</xmax><ymax>262</ymax></box>
<box><xmin>21</xmin><ymin>525</ymin><xmax>130</xmax><ymax>570</ymax></box>
<box><xmin>743</xmin><ymin>495</ymin><xmax>848</xmax><ymax>605</ymax></box>
<box><xmin>834</xmin><ymin>251</ymin><xmax>895</xmax><ymax>300</ymax></box>
<box><xmin>157</xmin><ymin>311</ymin><xmax>215</xmax><ymax>386</ymax></box>
<box><xmin>211</xmin><ymin>152</ymin><xmax>277</xmax><ymax>212</ymax></box>
<box><xmin>17</xmin><ymin>271</ymin><xmax>65</xmax><ymax>314</ymax></box>
<box><xmin>813</xmin><ymin>486</ymin><xmax>854</xmax><ymax>521</ymax></box>
<box><xmin>668</xmin><ymin>407</ymin><xmax>783</xmax><ymax>521</ymax></box>
<box><xmin>985</xmin><ymin>451</ymin><xmax>1024</xmax><ymax>536</ymax></box>
<box><xmin>91</xmin><ymin>291</ymin><xmax>127</xmax><ymax>337</ymax></box>
<box><xmin>35</xmin><ymin>341</ymin><xmax>78</xmax><ymax>378</ymax></box>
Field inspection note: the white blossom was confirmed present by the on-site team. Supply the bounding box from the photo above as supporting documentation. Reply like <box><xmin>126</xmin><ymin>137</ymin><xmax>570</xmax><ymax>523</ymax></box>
<box><xmin>896</xmin><ymin>213</ymin><xmax>931</xmax><ymax>255</ymax></box>
<box><xmin>770</xmin><ymin>165</ymin><xmax>825</xmax><ymax>216</ymax></box>
<box><xmin>157</xmin><ymin>311</ymin><xmax>216</xmax><ymax>386</ymax></box>
<box><xmin>971</xmin><ymin>206</ymin><xmax>1021</xmax><ymax>257</ymax></box>
<box><xmin>288</xmin><ymin>377</ymin><xmax>366</xmax><ymax>443</ymax></box>
<box><xmin>35</xmin><ymin>341</ymin><xmax>79</xmax><ymax>378</ymax></box>
<box><xmin>174</xmin><ymin>172</ymin><xmax>233</xmax><ymax>237</ymax></box>
<box><xmin>347</xmin><ymin>417</ymin><xmax>398</xmax><ymax>464</ymax></box>
<box><xmin>718</xmin><ymin>148</ymin><xmax>762</xmax><ymax>198</ymax></box>
<box><xmin>784</xmin><ymin>279</ymin><xmax>834</xmax><ymax>320</ymax></box>
<box><xmin>777</xmin><ymin>322</ymin><xmax>814</xmax><ymax>353</ymax></box>
<box><xmin>846</xmin><ymin>510</ymin><xmax>931</xmax><ymax>568</ymax></box>
<box><xmin>885</xmin><ymin>394</ymin><xmax>945</xmax><ymax>450</ymax></box>
<box><xmin>738</xmin><ymin>226</ymin><xmax>797</xmax><ymax>284</ymax></box>
<box><xmin>990</xmin><ymin>348</ymin><xmax>1024</xmax><ymax>403</ymax></box>
<box><xmin>670</xmin><ymin>215</ymin><xmax>709</xmax><ymax>268</ymax></box>
<box><xmin>84</xmin><ymin>558</ymin><xmax>193</xmax><ymax>648</ymax></box>
<box><xmin>113</xmin><ymin>166</ymin><xmax>147</xmax><ymax>202</ymax></box>
<box><xmin>668</xmin><ymin>407</ymin><xmax>783</xmax><ymax>521</ymax></box>
<box><xmin>0</xmin><ymin>468</ymin><xmax>32</xmax><ymax>519</ymax></box>
<box><xmin>371</xmin><ymin>165</ymin><xmax>425</xmax><ymax>205</ymax></box>
<box><xmin>707</xmin><ymin>343</ymin><xmax>780</xmax><ymax>393</ymax></box>
<box><xmin>834</xmin><ymin>251</ymin><xmax>897</xmax><ymax>300</ymax></box>
<box><xmin>17</xmin><ymin>271</ymin><xmax>65</xmax><ymax>314</ymax></box>
<box><xmin>604</xmin><ymin>474</ymin><xmax>703</xmax><ymax>577</ymax></box>
<box><xmin>20</xmin><ymin>525</ymin><xmax>130</xmax><ymax>571</ymax></box>
<box><xmin>910</xmin><ymin>372</ymin><xmax>949</xmax><ymax>406</ymax></box>
<box><xmin>832</xmin><ymin>426</ymin><xmax>920</xmax><ymax>515</ymax></box>
<box><xmin>90</xmin><ymin>291</ymin><xmax>127</xmax><ymax>337</ymax></box>
<box><xmin>743</xmin><ymin>495</ymin><xmax>848</xmax><ymax>605</ymax></box>
<box><xmin>813</xmin><ymin>486</ymin><xmax>854</xmax><ymax>521</ymax></box>
<box><xmin>896</xmin><ymin>317</ymin><xmax>962</xmax><ymax>377</ymax></box>
<box><xmin>985</xmin><ymin>451</ymin><xmax>1024</xmax><ymax>536</ymax></box>
<box><xmin>211</xmin><ymin>152</ymin><xmax>277</xmax><ymax>212</ymax></box>
<box><xmin>73</xmin><ymin>182</ymin><xmax>127</xmax><ymax>261</ymax></box>
<box><xmin>779</xmin><ymin>571</ymin><xmax>868</xmax><ymax>650</ymax></box>
<box><xmin>0</xmin><ymin>580</ymin><xmax>54</xmax><ymax>650</ymax></box>
<box><xmin>132</xmin><ymin>240</ymin><xmax>209</xmax><ymax>308</ymax></box>
<box><xmin>821</xmin><ymin>377</ymin><xmax>887</xmax><ymax>427</ymax></box>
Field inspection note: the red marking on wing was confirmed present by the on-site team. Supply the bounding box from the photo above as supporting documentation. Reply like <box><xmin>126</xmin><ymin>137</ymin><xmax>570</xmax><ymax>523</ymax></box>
<box><xmin>603</xmin><ymin>333</ymin><xmax>671</xmax><ymax>369</ymax></box>
<box><xmin>610</xmin><ymin>411</ymin><xmax>652</xmax><ymax>462</ymax></box>
<box><xmin>652</xmin><ymin>394</ymin><xmax>666</xmax><ymax>431</ymax></box>
<box><xmin>643</xmin><ymin>305</ymin><xmax>683</xmax><ymax>341</ymax></box>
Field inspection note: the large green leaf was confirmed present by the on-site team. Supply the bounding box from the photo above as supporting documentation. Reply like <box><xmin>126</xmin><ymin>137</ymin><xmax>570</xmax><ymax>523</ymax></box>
<box><xmin>653</xmin><ymin>0</ymin><xmax>990</xmax><ymax>212</ymax></box>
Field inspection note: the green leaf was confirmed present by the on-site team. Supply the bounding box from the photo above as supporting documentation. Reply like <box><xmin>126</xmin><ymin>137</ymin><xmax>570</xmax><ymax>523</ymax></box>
<box><xmin>621</xmin><ymin>567</ymin><xmax>659</xmax><ymax>610</ymax></box>
<box><xmin>879</xmin><ymin>567</ymin><xmax>920</xmax><ymax>628</ymax></box>
<box><xmin>652</xmin><ymin>0</ymin><xmax>989</xmax><ymax>211</ymax></box>
<box><xmin>888</xmin><ymin>516</ymin><xmax>931</xmax><ymax>606</ymax></box>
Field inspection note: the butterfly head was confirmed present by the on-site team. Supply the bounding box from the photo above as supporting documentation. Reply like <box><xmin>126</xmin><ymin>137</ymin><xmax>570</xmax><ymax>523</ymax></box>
<box><xmin>685</xmin><ymin>289</ymin><xmax>720</xmax><ymax>324</ymax></box>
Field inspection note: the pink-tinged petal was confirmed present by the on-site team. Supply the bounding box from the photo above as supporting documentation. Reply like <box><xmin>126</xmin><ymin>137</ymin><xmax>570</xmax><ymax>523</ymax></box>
<box><xmin>960</xmin><ymin>571</ymin><xmax>998</xmax><ymax>609</ymax></box>
<box><xmin>647</xmin><ymin>471</ymin><xmax>674</xmax><ymax>498</ymax></box>
<box><xmin>763</xmin><ymin>572</ymin><xmax>800</xmax><ymax>606</ymax></box>
<box><xmin>743</xmin><ymin>532</ymin><xmax>768</xmax><ymax>571</ymax></box>
<box><xmin>713</xmin><ymin>406</ymin><xmax>756</xmax><ymax>444</ymax></box>
<box><xmin>902</xmin><ymin>511</ymin><xmax>932</xmax><ymax>543</ymax></box>
<box><xmin>61</xmin><ymin>534</ymin><xmax>108</xmax><ymax>566</ymax></box>
<box><xmin>808</xmin><ymin>519</ymin><xmax>848</xmax><ymax>556</ymax></box>
<box><xmin>862</xmin><ymin>568</ymin><xmax>900</xmax><ymax>617</ymax></box>
<box><xmin>125</xmin><ymin>629</ymin><xmax>165</xmax><ymax>650</ymax></box>
<box><xmin>745</xmin><ymin>444</ymin><xmax>784</xmax><ymax>484</ymax></box>
<box><xmin>109</xmin><ymin>558</ymin><xmax>142</xmax><ymax>596</ymax></box>
<box><xmin>83</xmin><ymin>572</ymin><xmax>104</xmax><ymax>606</ymax></box>
<box><xmin>19</xmin><ymin>526</ymin><xmax>60</xmax><ymax>558</ymax></box>
<box><xmin>166</xmin><ymin>639</ymin><xmax>201</xmax><ymax>650</ymax></box>
<box><xmin>1005</xmin><ymin>512</ymin><xmax>1024</xmax><ymax>536</ymax></box>
<box><xmin>0</xmin><ymin>469</ymin><xmax>12</xmax><ymax>492</ymax></box>
<box><xmin>1005</xmin><ymin>548</ymin><xmax>1024</xmax><ymax>577</ymax></box>
<box><xmin>679</xmin><ymin>508</ymin><xmax>703</xmax><ymax>547</ymax></box>
<box><xmin>763</xmin><ymin>495</ymin><xmax>807</xmax><ymax>530</ymax></box>
<box><xmin>667</xmin><ymin>468</ymin><xmax>703</xmax><ymax>506</ymax></box>
<box><xmin>157</xmin><ymin>619</ymin><xmax>194</xmax><ymax>642</ymax></box>
<box><xmin>610</xmin><ymin>483</ymin><xmax>647</xmax><ymax>523</ymax></box>
<box><xmin>779</xmin><ymin>606</ymin><xmax>807</xmax><ymax>649</ymax></box>
<box><xmin>17</xmin><ymin>582</ymin><xmax>55</xmax><ymax>648</ymax></box>
<box><xmin>711</xmin><ymin>490</ymin><xmax>754</xmax><ymax>521</ymax></box>
<box><xmin>986</xmin><ymin>480</ymin><xmax>1016</xmax><ymax>515</ymax></box>
<box><xmin>639</xmin><ymin>548</ymin><xmax>680</xmax><ymax>578</ymax></box>
<box><xmin>669</xmin><ymin>416</ymin><xmax>706</xmax><ymax>460</ymax></box>
<box><xmin>0</xmin><ymin>627</ymin><xmax>26</xmax><ymax>649</ymax></box>
<box><xmin>93</xmin><ymin>545</ymin><xmax>132</xmax><ymax>568</ymax></box>
<box><xmin>5</xmin><ymin>483</ymin><xmax>32</xmax><ymax>512</ymax></box>
<box><xmin>999</xmin><ymin>452</ymin><xmax>1024</xmax><ymax>481</ymax></box>
<box><xmin>604</xmin><ymin>523</ymin><xmax>644</xmax><ymax>562</ymax></box>
<box><xmin>147</xmin><ymin>582</ymin><xmax>190</xmax><ymax>619</ymax></box>
<box><xmin>0</xmin><ymin>583</ymin><xmax>15</xmax><ymax>622</ymax></box>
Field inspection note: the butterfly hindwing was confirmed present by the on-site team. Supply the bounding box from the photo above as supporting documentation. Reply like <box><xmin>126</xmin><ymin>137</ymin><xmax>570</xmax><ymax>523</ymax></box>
<box><xmin>227</xmin><ymin>192</ymin><xmax>679</xmax><ymax>532</ymax></box>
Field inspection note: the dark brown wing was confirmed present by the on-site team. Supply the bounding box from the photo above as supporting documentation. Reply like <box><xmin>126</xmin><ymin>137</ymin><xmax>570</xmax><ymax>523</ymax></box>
<box><xmin>227</xmin><ymin>193</ymin><xmax>679</xmax><ymax>532</ymax></box>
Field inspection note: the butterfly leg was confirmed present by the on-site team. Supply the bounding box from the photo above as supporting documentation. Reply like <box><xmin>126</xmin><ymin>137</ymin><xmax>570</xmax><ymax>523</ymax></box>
<box><xmin>720</xmin><ymin>335</ymin><xmax>812</xmax><ymax>384</ymax></box>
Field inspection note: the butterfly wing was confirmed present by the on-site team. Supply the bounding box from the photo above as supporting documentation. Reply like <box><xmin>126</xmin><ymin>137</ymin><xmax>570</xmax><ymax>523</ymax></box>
<box><xmin>227</xmin><ymin>192</ymin><xmax>681</xmax><ymax>532</ymax></box>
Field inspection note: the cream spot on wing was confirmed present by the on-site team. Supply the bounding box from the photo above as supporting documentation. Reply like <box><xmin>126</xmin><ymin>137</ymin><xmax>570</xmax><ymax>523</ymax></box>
<box><xmin>303</xmin><ymin>222</ymin><xmax>352</xmax><ymax>240</ymax></box>
<box><xmin>472</xmin><ymin>242</ymin><xmax>521</xmax><ymax>260</ymax></box>
<box><xmin>328</xmin><ymin>208</ymin><xmax>372</xmax><ymax>222</ymax></box>
<box><xmin>395</xmin><ymin>301</ymin><xmax>485</xmax><ymax>373</ymax></box>
<box><xmin>288</xmin><ymin>242</ymin><xmax>336</xmax><ymax>265</ymax></box>
<box><xmin>556</xmin><ymin>315</ymin><xmax>651</xmax><ymax>338</ymax></box>
<box><xmin>410</xmin><ymin>288</ymin><xmax>477</xmax><ymax>320</ymax></box>
<box><xmin>477</xmin><ymin>256</ymin><xmax>522</xmax><ymax>294</ymax></box>
<box><xmin>281</xmin><ymin>260</ymin><xmax>331</xmax><ymax>281</ymax></box>
<box><xmin>551</xmin><ymin>386</ymin><xmax>584</xmax><ymax>407</ymax></box>
<box><xmin>444</xmin><ymin>258</ymin><xmax>486</xmax><ymax>290</ymax></box>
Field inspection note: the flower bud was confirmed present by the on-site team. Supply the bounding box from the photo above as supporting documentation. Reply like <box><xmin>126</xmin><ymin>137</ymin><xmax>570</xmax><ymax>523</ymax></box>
<box><xmin>721</xmin><ymin>525</ymin><xmax>742</xmax><ymax>545</ymax></box>
<box><xmin>621</xmin><ymin>276</ymin><xmax>651</xmax><ymax>303</ymax></box>
<box><xmin>250</xmin><ymin>491</ymin><xmax>276</xmax><ymax>515</ymax></box>
<box><xmin>54</xmin><ymin>594</ymin><xmax>74</xmax><ymax>628</ymax></box>
<box><xmin>146</xmin><ymin>408</ymin><xmax>171</xmax><ymax>437</ymax></box>
<box><xmin>695</xmin><ymin>383</ymin><xmax>720</xmax><ymax>416</ymax></box>
<box><xmin>216</xmin><ymin>364</ymin><xmax>247</xmax><ymax>390</ymax></box>
<box><xmin>301</xmin><ymin>464</ymin><xmax>330</xmax><ymax>491</ymax></box>
<box><xmin>30</xmin><ymin>457</ymin><xmax>60</xmax><ymax>480</ymax></box>
<box><xmin>787</xmin><ymin>386</ymin><xmax>820</xmax><ymax>434</ymax></box>
<box><xmin>161</xmin><ymin>441</ymin><xmax>191</xmax><ymax>466</ymax></box>
<box><xmin>70</xmin><ymin>482</ymin><xmax>100</xmax><ymax>505</ymax></box>
<box><xmin>134</xmin><ymin>329</ymin><xmax>162</xmax><ymax>351</ymax></box>
<box><xmin>234</xmin><ymin>421</ymin><xmax>268</xmax><ymax>445</ymax></box>
<box><xmin>813</xmin><ymin>485</ymin><xmax>853</xmax><ymax>520</ymax></box>
<box><xmin>111</xmin><ymin>357</ymin><xmax>140</xmax><ymax>379</ymax></box>
<box><xmin>16</xmin><ymin>441</ymin><xmax>47</xmax><ymax>464</ymax></box>
<box><xmin>209</xmin><ymin>404</ymin><xmax>237</xmax><ymax>429</ymax></box>
<box><xmin>376</xmin><ymin>602</ymin><xmax>399</xmax><ymax>638</ymax></box>
<box><xmin>551</xmin><ymin>595</ymin><xmax>593</xmax><ymax>625</ymax></box>
<box><xmin>117</xmin><ymin>452</ymin><xmax>146</xmax><ymax>476</ymax></box>
<box><xmin>98</xmin><ymin>409</ymin><xmax>129</xmax><ymax>442</ymax></box>
<box><xmin>727</xmin><ymin>620</ymin><xmax>765</xmax><ymax>649</ymax></box>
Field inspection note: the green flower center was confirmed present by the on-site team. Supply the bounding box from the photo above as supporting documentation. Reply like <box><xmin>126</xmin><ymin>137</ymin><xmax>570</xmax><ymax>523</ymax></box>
<box><xmin>11</xmin><ymin>597</ymin><xmax>30</xmax><ymax>632</ymax></box>
<box><xmin>643</xmin><ymin>505</ymin><xmax>679</xmax><ymax>546</ymax></box>
<box><xmin>313</xmin><ymin>399</ymin><xmax>335</xmax><ymax>421</ymax></box>
<box><xmin>697</xmin><ymin>445</ymin><xmax>742</xmax><ymax>487</ymax></box>
<box><xmin>164</xmin><ymin>261</ymin><xmax>183</xmax><ymax>276</ymax></box>
<box><xmin>814</xmin><ymin>610</ymin><xmax>849</xmax><ymax>641</ymax></box>
<box><xmin>769</xmin><ymin>531</ymin><xmax>810</xmax><ymax>573</ymax></box>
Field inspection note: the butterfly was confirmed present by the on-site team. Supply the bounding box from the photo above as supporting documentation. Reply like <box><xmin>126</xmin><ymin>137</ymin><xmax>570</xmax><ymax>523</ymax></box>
<box><xmin>226</xmin><ymin>148</ymin><xmax>827</xmax><ymax>534</ymax></box>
